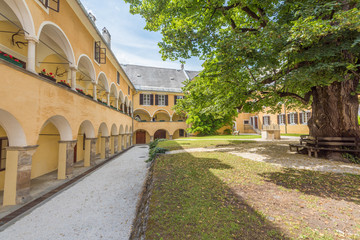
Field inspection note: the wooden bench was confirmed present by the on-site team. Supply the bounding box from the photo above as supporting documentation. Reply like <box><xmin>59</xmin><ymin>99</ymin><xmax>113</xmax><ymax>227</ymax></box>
<box><xmin>290</xmin><ymin>136</ymin><xmax>360</xmax><ymax>158</ymax></box>
<box><xmin>289</xmin><ymin>135</ymin><xmax>315</xmax><ymax>153</ymax></box>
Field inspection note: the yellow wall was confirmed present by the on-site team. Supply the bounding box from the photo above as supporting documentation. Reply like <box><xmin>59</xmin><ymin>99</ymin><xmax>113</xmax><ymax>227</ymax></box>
<box><xmin>31</xmin><ymin>123</ymin><xmax>60</xmax><ymax>179</ymax></box>
<box><xmin>76</xmin><ymin>134</ymin><xmax>84</xmax><ymax>162</ymax></box>
<box><xmin>0</xmin><ymin>21</ymin><xmax>28</xmax><ymax>61</ymax></box>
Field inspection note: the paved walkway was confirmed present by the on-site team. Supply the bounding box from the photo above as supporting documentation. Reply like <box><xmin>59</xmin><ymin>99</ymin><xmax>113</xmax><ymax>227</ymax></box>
<box><xmin>0</xmin><ymin>145</ymin><xmax>149</xmax><ymax>240</ymax></box>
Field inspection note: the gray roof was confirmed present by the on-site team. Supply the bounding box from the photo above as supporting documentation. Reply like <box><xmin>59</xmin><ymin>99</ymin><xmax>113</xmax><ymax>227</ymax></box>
<box><xmin>121</xmin><ymin>64</ymin><xmax>200</xmax><ymax>93</ymax></box>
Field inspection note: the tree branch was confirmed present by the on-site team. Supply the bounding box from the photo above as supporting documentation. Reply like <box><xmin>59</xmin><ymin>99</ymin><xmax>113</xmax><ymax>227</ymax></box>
<box><xmin>262</xmin><ymin>91</ymin><xmax>313</xmax><ymax>105</ymax></box>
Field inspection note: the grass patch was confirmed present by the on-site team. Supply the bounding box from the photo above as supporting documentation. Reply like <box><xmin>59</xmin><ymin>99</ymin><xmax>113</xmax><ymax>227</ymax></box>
<box><xmin>147</xmin><ymin>152</ymin><xmax>286</xmax><ymax>240</ymax></box>
<box><xmin>158</xmin><ymin>139</ymin><xmax>256</xmax><ymax>151</ymax></box>
<box><xmin>146</xmin><ymin>145</ymin><xmax>360</xmax><ymax>239</ymax></box>
<box><xmin>281</xmin><ymin>133</ymin><xmax>303</xmax><ymax>137</ymax></box>
<box><xmin>183</xmin><ymin>135</ymin><xmax>261</xmax><ymax>140</ymax></box>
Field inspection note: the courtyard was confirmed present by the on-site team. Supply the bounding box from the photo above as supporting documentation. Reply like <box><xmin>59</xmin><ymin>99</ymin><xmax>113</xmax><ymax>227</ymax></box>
<box><xmin>140</xmin><ymin>138</ymin><xmax>360</xmax><ymax>239</ymax></box>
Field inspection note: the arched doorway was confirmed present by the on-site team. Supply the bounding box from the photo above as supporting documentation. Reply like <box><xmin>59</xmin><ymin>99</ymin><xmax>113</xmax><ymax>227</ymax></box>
<box><xmin>135</xmin><ymin>130</ymin><xmax>150</xmax><ymax>144</ymax></box>
<box><xmin>154</xmin><ymin>129</ymin><xmax>168</xmax><ymax>140</ymax></box>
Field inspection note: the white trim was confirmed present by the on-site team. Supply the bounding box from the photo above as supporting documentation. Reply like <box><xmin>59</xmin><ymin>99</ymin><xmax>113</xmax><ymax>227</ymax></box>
<box><xmin>109</xmin><ymin>82</ymin><xmax>118</xmax><ymax>99</ymax></box>
<box><xmin>152</xmin><ymin>109</ymin><xmax>172</xmax><ymax>118</ymax></box>
<box><xmin>97</xmin><ymin>72</ymin><xmax>109</xmax><ymax>92</ymax></box>
<box><xmin>37</xmin><ymin>21</ymin><xmax>76</xmax><ymax>67</ymax></box>
<box><xmin>133</xmin><ymin>108</ymin><xmax>152</xmax><ymax>118</ymax></box>
<box><xmin>77</xmin><ymin>54</ymin><xmax>96</xmax><ymax>82</ymax></box>
<box><xmin>78</xmin><ymin>120</ymin><xmax>95</xmax><ymax>138</ymax></box>
<box><xmin>4</xmin><ymin>0</ymin><xmax>36</xmax><ymax>37</ymax></box>
<box><xmin>98</xmin><ymin>122</ymin><xmax>109</xmax><ymax>137</ymax></box>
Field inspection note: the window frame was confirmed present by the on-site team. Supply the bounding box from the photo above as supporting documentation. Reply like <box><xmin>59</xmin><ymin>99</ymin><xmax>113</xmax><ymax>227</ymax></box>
<box><xmin>278</xmin><ymin>114</ymin><xmax>286</xmax><ymax>125</ymax></box>
<box><xmin>158</xmin><ymin>95</ymin><xmax>166</xmax><ymax>106</ymax></box>
<box><xmin>143</xmin><ymin>94</ymin><xmax>151</xmax><ymax>106</ymax></box>
<box><xmin>263</xmin><ymin>115</ymin><xmax>270</xmax><ymax>126</ymax></box>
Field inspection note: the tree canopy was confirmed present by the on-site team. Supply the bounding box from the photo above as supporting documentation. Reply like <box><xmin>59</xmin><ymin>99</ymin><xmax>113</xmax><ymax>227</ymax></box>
<box><xmin>125</xmin><ymin>0</ymin><xmax>360</xmax><ymax>136</ymax></box>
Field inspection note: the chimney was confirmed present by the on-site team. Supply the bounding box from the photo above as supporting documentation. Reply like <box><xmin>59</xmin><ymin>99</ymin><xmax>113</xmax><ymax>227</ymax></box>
<box><xmin>102</xmin><ymin>27</ymin><xmax>111</xmax><ymax>48</ymax></box>
<box><xmin>181</xmin><ymin>63</ymin><xmax>184</xmax><ymax>70</ymax></box>
<box><xmin>88</xmin><ymin>12</ymin><xmax>96</xmax><ymax>22</ymax></box>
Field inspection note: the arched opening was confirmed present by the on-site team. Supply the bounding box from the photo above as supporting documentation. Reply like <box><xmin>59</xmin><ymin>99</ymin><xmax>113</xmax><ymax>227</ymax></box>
<box><xmin>154</xmin><ymin>129</ymin><xmax>169</xmax><ymax>140</ymax></box>
<box><xmin>76</xmin><ymin>55</ymin><xmax>96</xmax><ymax>97</ymax></box>
<box><xmin>97</xmin><ymin>73</ymin><xmax>109</xmax><ymax>104</ymax></box>
<box><xmin>124</xmin><ymin>96</ymin><xmax>129</xmax><ymax>115</ymax></box>
<box><xmin>32</xmin><ymin>115</ymin><xmax>72</xmax><ymax>182</ymax></box>
<box><xmin>134</xmin><ymin>109</ymin><xmax>151</xmax><ymax>122</ymax></box>
<box><xmin>75</xmin><ymin>120</ymin><xmax>95</xmax><ymax>165</ymax></box>
<box><xmin>118</xmin><ymin>91</ymin><xmax>124</xmax><ymax>113</ymax></box>
<box><xmin>36</xmin><ymin>23</ymin><xmax>75</xmax><ymax>85</ymax></box>
<box><xmin>172</xmin><ymin>112</ymin><xmax>186</xmax><ymax>122</ymax></box>
<box><xmin>129</xmin><ymin>100</ymin><xmax>133</xmax><ymax>116</ymax></box>
<box><xmin>96</xmin><ymin>122</ymin><xmax>109</xmax><ymax>160</ymax></box>
<box><xmin>109</xmin><ymin>83</ymin><xmax>118</xmax><ymax>110</ymax></box>
<box><xmin>0</xmin><ymin>0</ymin><xmax>32</xmax><ymax>69</ymax></box>
<box><xmin>173</xmin><ymin>129</ymin><xmax>186</xmax><ymax>139</ymax></box>
<box><xmin>134</xmin><ymin>129</ymin><xmax>150</xmax><ymax>144</ymax></box>
<box><xmin>153</xmin><ymin>110</ymin><xmax>171</xmax><ymax>122</ymax></box>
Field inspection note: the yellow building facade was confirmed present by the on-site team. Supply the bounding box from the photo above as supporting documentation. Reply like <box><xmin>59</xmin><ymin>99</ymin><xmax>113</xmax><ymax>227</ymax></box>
<box><xmin>0</xmin><ymin>0</ymin><xmax>135</xmax><ymax>206</ymax></box>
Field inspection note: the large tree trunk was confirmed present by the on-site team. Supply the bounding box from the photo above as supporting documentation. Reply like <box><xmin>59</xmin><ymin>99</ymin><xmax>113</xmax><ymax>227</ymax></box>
<box><xmin>308</xmin><ymin>78</ymin><xmax>360</xmax><ymax>139</ymax></box>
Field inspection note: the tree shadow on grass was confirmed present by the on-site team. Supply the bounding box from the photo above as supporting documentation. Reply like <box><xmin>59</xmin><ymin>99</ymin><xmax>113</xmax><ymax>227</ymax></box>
<box><xmin>259</xmin><ymin>168</ymin><xmax>360</xmax><ymax>204</ymax></box>
<box><xmin>147</xmin><ymin>144</ymin><xmax>290</xmax><ymax>239</ymax></box>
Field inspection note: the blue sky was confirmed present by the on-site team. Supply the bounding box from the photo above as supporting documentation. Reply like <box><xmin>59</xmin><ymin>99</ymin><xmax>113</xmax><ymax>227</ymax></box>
<box><xmin>81</xmin><ymin>0</ymin><xmax>203</xmax><ymax>71</ymax></box>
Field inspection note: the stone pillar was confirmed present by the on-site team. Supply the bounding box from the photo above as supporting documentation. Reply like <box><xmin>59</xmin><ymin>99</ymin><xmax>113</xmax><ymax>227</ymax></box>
<box><xmin>118</xmin><ymin>135</ymin><xmax>122</xmax><ymax>151</ymax></box>
<box><xmin>169</xmin><ymin>135</ymin><xmax>173</xmax><ymax>140</ymax></box>
<box><xmin>116</xmin><ymin>98</ymin><xmax>119</xmax><ymax>110</ymax></box>
<box><xmin>92</xmin><ymin>82</ymin><xmax>97</xmax><ymax>101</ymax></box>
<box><xmin>58</xmin><ymin>141</ymin><xmax>77</xmax><ymax>180</ymax></box>
<box><xmin>113</xmin><ymin>136</ymin><xmax>118</xmax><ymax>153</ymax></box>
<box><xmin>90</xmin><ymin>138</ymin><xmax>97</xmax><ymax>165</ymax></box>
<box><xmin>84</xmin><ymin>138</ymin><xmax>97</xmax><ymax>167</ymax></box>
<box><xmin>3</xmin><ymin>145</ymin><xmax>38</xmax><ymax>206</ymax></box>
<box><xmin>106</xmin><ymin>92</ymin><xmax>110</xmax><ymax>106</ymax></box>
<box><xmin>130</xmin><ymin>135</ymin><xmax>133</xmax><ymax>146</ymax></box>
<box><xmin>70</xmin><ymin>67</ymin><xmax>77</xmax><ymax>91</ymax></box>
<box><xmin>110</xmin><ymin>136</ymin><xmax>115</xmax><ymax>155</ymax></box>
<box><xmin>150</xmin><ymin>136</ymin><xmax>154</xmax><ymax>141</ymax></box>
<box><xmin>25</xmin><ymin>37</ymin><xmax>37</xmax><ymax>73</ymax></box>
<box><xmin>122</xmin><ymin>135</ymin><xmax>125</xmax><ymax>150</ymax></box>
<box><xmin>101</xmin><ymin>136</ymin><xmax>110</xmax><ymax>159</ymax></box>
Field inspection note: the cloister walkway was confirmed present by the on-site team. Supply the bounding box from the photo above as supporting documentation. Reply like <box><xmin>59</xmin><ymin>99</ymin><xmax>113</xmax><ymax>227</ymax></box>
<box><xmin>0</xmin><ymin>145</ymin><xmax>149</xmax><ymax>240</ymax></box>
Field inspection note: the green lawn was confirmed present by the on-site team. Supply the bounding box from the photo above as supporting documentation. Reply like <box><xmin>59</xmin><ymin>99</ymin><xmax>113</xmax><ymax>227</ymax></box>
<box><xmin>146</xmin><ymin>142</ymin><xmax>360</xmax><ymax>239</ymax></box>
<box><xmin>158</xmin><ymin>139</ymin><xmax>256</xmax><ymax>151</ymax></box>
<box><xmin>281</xmin><ymin>133</ymin><xmax>303</xmax><ymax>137</ymax></box>
<box><xmin>182</xmin><ymin>135</ymin><xmax>261</xmax><ymax>140</ymax></box>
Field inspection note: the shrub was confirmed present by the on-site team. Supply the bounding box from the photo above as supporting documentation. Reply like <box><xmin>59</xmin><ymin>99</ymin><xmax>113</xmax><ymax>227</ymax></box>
<box><xmin>147</xmin><ymin>139</ymin><xmax>168</xmax><ymax>162</ymax></box>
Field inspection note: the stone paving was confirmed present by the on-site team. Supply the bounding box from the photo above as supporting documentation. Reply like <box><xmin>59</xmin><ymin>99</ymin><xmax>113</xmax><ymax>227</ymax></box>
<box><xmin>0</xmin><ymin>145</ymin><xmax>149</xmax><ymax>240</ymax></box>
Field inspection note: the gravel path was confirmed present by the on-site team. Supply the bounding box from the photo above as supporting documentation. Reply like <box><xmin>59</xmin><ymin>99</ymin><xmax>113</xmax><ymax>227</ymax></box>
<box><xmin>167</xmin><ymin>143</ymin><xmax>360</xmax><ymax>175</ymax></box>
<box><xmin>0</xmin><ymin>145</ymin><xmax>149</xmax><ymax>240</ymax></box>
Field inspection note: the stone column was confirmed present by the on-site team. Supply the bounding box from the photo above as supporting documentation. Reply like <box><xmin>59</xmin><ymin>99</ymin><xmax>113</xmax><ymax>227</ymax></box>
<box><xmin>90</xmin><ymin>138</ymin><xmax>97</xmax><ymax>165</ymax></box>
<box><xmin>58</xmin><ymin>140</ymin><xmax>77</xmax><ymax>180</ymax></box>
<box><xmin>101</xmin><ymin>136</ymin><xmax>110</xmax><ymax>159</ymax></box>
<box><xmin>122</xmin><ymin>135</ymin><xmax>125</xmax><ymax>150</ymax></box>
<box><xmin>130</xmin><ymin>135</ymin><xmax>133</xmax><ymax>146</ymax></box>
<box><xmin>150</xmin><ymin>136</ymin><xmax>154</xmax><ymax>141</ymax></box>
<box><xmin>84</xmin><ymin>138</ymin><xmax>97</xmax><ymax>167</ymax></box>
<box><xmin>116</xmin><ymin>98</ymin><xmax>119</xmax><ymax>110</ymax></box>
<box><xmin>3</xmin><ymin>145</ymin><xmax>38</xmax><ymax>206</ymax></box>
<box><xmin>110</xmin><ymin>136</ymin><xmax>115</xmax><ymax>155</ymax></box>
<box><xmin>106</xmin><ymin>92</ymin><xmax>110</xmax><ymax>106</ymax></box>
<box><xmin>118</xmin><ymin>135</ymin><xmax>122</xmax><ymax>151</ymax></box>
<box><xmin>70</xmin><ymin>66</ymin><xmax>77</xmax><ymax>91</ymax></box>
<box><xmin>25</xmin><ymin>37</ymin><xmax>37</xmax><ymax>73</ymax></box>
<box><xmin>169</xmin><ymin>135</ymin><xmax>173</xmax><ymax>140</ymax></box>
<box><xmin>92</xmin><ymin>82</ymin><xmax>97</xmax><ymax>101</ymax></box>
<box><xmin>113</xmin><ymin>136</ymin><xmax>118</xmax><ymax>153</ymax></box>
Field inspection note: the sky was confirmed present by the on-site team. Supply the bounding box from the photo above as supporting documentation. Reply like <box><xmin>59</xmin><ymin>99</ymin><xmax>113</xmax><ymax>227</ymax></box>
<box><xmin>81</xmin><ymin>0</ymin><xmax>203</xmax><ymax>71</ymax></box>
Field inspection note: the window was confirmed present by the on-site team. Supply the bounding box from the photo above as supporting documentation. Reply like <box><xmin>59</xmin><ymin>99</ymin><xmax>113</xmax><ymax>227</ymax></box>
<box><xmin>288</xmin><ymin>112</ymin><xmax>298</xmax><ymax>125</ymax></box>
<box><xmin>0</xmin><ymin>138</ymin><xmax>8</xmax><ymax>171</ymax></box>
<box><xmin>140</xmin><ymin>94</ymin><xmax>153</xmax><ymax>105</ymax></box>
<box><xmin>263</xmin><ymin>116</ymin><xmax>270</xmax><ymax>126</ymax></box>
<box><xmin>128</xmin><ymin>86</ymin><xmax>130</xmax><ymax>95</ymax></box>
<box><xmin>155</xmin><ymin>94</ymin><xmax>168</xmax><ymax>106</ymax></box>
<box><xmin>277</xmin><ymin>114</ymin><xmax>286</xmax><ymax>125</ymax></box>
<box><xmin>94</xmin><ymin>41</ymin><xmax>106</xmax><ymax>64</ymax></box>
<box><xmin>117</xmin><ymin>72</ymin><xmax>120</xmax><ymax>85</ymax></box>
<box><xmin>174</xmin><ymin>95</ymin><xmax>184</xmax><ymax>105</ymax></box>
<box><xmin>299</xmin><ymin>111</ymin><xmax>311</xmax><ymax>124</ymax></box>
<box><xmin>244</xmin><ymin>120</ymin><xmax>249</xmax><ymax>125</ymax></box>
<box><xmin>38</xmin><ymin>0</ymin><xmax>60</xmax><ymax>12</ymax></box>
<box><xmin>179</xmin><ymin>129</ymin><xmax>185</xmax><ymax>137</ymax></box>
